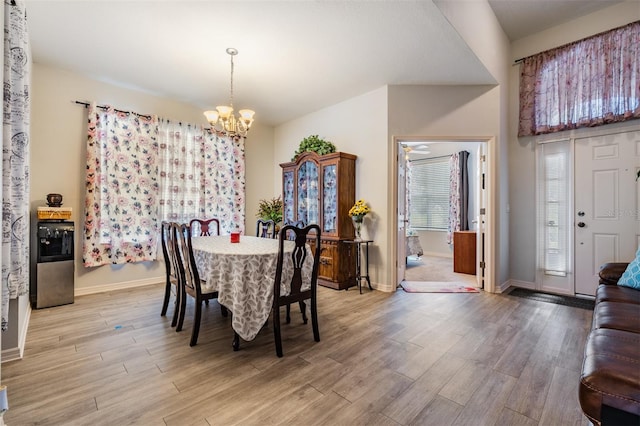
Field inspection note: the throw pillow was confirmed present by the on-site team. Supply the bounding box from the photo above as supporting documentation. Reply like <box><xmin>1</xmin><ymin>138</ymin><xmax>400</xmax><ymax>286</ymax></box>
<box><xmin>618</xmin><ymin>248</ymin><xmax>640</xmax><ymax>289</ymax></box>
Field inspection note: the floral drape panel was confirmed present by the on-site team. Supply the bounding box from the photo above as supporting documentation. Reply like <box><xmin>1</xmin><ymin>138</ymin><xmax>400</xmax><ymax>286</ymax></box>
<box><xmin>157</xmin><ymin>120</ymin><xmax>245</xmax><ymax>235</ymax></box>
<box><xmin>447</xmin><ymin>151</ymin><xmax>469</xmax><ymax>245</ymax></box>
<box><xmin>83</xmin><ymin>104</ymin><xmax>160</xmax><ymax>267</ymax></box>
<box><xmin>519</xmin><ymin>21</ymin><xmax>640</xmax><ymax>136</ymax></box>
<box><xmin>2</xmin><ymin>0</ymin><xmax>30</xmax><ymax>330</ymax></box>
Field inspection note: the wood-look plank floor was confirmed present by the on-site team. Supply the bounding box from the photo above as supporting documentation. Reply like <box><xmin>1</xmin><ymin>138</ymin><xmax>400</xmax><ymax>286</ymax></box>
<box><xmin>2</xmin><ymin>283</ymin><xmax>593</xmax><ymax>425</ymax></box>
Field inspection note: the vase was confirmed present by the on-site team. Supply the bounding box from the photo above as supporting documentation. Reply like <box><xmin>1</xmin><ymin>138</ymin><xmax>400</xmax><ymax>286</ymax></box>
<box><xmin>352</xmin><ymin>216</ymin><xmax>363</xmax><ymax>240</ymax></box>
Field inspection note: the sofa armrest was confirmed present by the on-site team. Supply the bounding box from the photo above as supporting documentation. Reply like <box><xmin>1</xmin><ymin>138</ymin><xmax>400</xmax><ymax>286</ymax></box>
<box><xmin>599</xmin><ymin>263</ymin><xmax>630</xmax><ymax>285</ymax></box>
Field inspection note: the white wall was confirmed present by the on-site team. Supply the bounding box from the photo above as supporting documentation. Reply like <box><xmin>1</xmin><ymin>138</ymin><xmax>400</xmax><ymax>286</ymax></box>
<box><xmin>431</xmin><ymin>0</ymin><xmax>511</xmax><ymax>289</ymax></box>
<box><xmin>272</xmin><ymin>2</ymin><xmax>510</xmax><ymax>292</ymax></box>
<box><xmin>30</xmin><ymin>63</ymin><xmax>275</xmax><ymax>294</ymax></box>
<box><xmin>274</xmin><ymin>87</ymin><xmax>389</xmax><ymax>289</ymax></box>
<box><xmin>388</xmin><ymin>84</ymin><xmax>501</xmax><ymax>289</ymax></box>
<box><xmin>507</xmin><ymin>1</ymin><xmax>640</xmax><ymax>283</ymax></box>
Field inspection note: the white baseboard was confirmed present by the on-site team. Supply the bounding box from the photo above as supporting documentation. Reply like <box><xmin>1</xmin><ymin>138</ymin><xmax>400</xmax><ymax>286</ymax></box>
<box><xmin>499</xmin><ymin>279</ymin><xmax>536</xmax><ymax>293</ymax></box>
<box><xmin>1</xmin><ymin>346</ymin><xmax>22</xmax><ymax>363</ymax></box>
<box><xmin>1</xmin><ymin>303</ymin><xmax>31</xmax><ymax>363</ymax></box>
<box><xmin>421</xmin><ymin>251</ymin><xmax>453</xmax><ymax>259</ymax></box>
<box><xmin>74</xmin><ymin>277</ymin><xmax>163</xmax><ymax>296</ymax></box>
<box><xmin>372</xmin><ymin>281</ymin><xmax>394</xmax><ymax>292</ymax></box>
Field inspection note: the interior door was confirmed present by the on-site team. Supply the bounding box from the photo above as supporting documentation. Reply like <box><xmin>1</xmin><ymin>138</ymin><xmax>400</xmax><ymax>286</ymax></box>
<box><xmin>397</xmin><ymin>145</ymin><xmax>407</xmax><ymax>287</ymax></box>
<box><xmin>574</xmin><ymin>130</ymin><xmax>640</xmax><ymax>296</ymax></box>
<box><xmin>475</xmin><ymin>144</ymin><xmax>487</xmax><ymax>288</ymax></box>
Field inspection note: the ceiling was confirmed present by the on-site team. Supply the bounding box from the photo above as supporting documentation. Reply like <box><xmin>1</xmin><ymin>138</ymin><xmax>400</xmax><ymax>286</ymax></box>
<box><xmin>24</xmin><ymin>0</ymin><xmax>623</xmax><ymax>127</ymax></box>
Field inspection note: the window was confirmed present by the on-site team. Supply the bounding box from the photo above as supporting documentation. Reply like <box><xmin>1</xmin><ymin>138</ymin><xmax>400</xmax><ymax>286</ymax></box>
<box><xmin>519</xmin><ymin>21</ymin><xmax>639</xmax><ymax>136</ymax></box>
<box><xmin>536</xmin><ymin>140</ymin><xmax>571</xmax><ymax>278</ymax></box>
<box><xmin>83</xmin><ymin>105</ymin><xmax>246</xmax><ymax>267</ymax></box>
<box><xmin>408</xmin><ymin>158</ymin><xmax>450</xmax><ymax>230</ymax></box>
<box><xmin>84</xmin><ymin>104</ymin><xmax>160</xmax><ymax>267</ymax></box>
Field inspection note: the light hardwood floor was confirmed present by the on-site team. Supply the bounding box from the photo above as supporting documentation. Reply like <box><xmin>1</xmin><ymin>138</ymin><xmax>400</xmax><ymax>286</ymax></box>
<box><xmin>3</xmin><ymin>282</ymin><xmax>592</xmax><ymax>425</ymax></box>
<box><xmin>404</xmin><ymin>255</ymin><xmax>478</xmax><ymax>287</ymax></box>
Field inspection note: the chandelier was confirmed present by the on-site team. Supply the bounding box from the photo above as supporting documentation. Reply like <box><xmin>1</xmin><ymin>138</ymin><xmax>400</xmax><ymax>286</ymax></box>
<box><xmin>204</xmin><ymin>48</ymin><xmax>255</xmax><ymax>138</ymax></box>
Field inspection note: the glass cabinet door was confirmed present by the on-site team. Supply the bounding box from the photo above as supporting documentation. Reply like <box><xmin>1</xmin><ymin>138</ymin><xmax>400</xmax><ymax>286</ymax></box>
<box><xmin>323</xmin><ymin>164</ymin><xmax>337</xmax><ymax>233</ymax></box>
<box><xmin>297</xmin><ymin>160</ymin><xmax>319</xmax><ymax>225</ymax></box>
<box><xmin>283</xmin><ymin>170</ymin><xmax>294</xmax><ymax>223</ymax></box>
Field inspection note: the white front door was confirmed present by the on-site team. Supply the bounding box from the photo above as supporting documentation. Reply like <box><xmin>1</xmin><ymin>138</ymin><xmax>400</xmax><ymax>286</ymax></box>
<box><xmin>574</xmin><ymin>130</ymin><xmax>640</xmax><ymax>296</ymax></box>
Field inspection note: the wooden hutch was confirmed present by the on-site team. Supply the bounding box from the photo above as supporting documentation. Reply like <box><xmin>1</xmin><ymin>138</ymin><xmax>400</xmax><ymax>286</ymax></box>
<box><xmin>280</xmin><ymin>151</ymin><xmax>357</xmax><ymax>290</ymax></box>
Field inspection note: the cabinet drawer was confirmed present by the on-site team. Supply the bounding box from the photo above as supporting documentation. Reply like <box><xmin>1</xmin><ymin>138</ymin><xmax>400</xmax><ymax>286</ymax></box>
<box><xmin>319</xmin><ymin>241</ymin><xmax>337</xmax><ymax>281</ymax></box>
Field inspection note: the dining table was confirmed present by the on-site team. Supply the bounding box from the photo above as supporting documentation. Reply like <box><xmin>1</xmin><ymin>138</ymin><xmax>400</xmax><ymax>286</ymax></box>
<box><xmin>190</xmin><ymin>234</ymin><xmax>313</xmax><ymax>344</ymax></box>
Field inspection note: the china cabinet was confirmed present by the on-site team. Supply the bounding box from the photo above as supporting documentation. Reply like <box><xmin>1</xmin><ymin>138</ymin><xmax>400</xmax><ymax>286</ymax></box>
<box><xmin>281</xmin><ymin>151</ymin><xmax>357</xmax><ymax>289</ymax></box>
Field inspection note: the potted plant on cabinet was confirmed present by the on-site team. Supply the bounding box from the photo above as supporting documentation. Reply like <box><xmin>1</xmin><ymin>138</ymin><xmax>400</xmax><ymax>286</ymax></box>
<box><xmin>291</xmin><ymin>135</ymin><xmax>336</xmax><ymax>161</ymax></box>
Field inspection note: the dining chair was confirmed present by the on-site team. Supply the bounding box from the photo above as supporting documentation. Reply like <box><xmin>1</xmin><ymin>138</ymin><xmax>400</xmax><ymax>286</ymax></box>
<box><xmin>160</xmin><ymin>221</ymin><xmax>181</xmax><ymax>327</ymax></box>
<box><xmin>190</xmin><ymin>218</ymin><xmax>220</xmax><ymax>237</ymax></box>
<box><xmin>272</xmin><ymin>223</ymin><xmax>321</xmax><ymax>357</ymax></box>
<box><xmin>281</xmin><ymin>219</ymin><xmax>307</xmax><ymax>321</ymax></box>
<box><xmin>256</xmin><ymin>219</ymin><xmax>277</xmax><ymax>239</ymax></box>
<box><xmin>283</xmin><ymin>219</ymin><xmax>305</xmax><ymax>241</ymax></box>
<box><xmin>174</xmin><ymin>222</ymin><xmax>227</xmax><ymax>346</ymax></box>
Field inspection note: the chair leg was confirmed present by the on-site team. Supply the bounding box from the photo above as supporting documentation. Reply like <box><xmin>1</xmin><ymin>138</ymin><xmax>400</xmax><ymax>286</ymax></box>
<box><xmin>190</xmin><ymin>299</ymin><xmax>202</xmax><ymax>347</ymax></box>
<box><xmin>170</xmin><ymin>284</ymin><xmax>180</xmax><ymax>328</ymax></box>
<box><xmin>311</xmin><ymin>295</ymin><xmax>320</xmax><ymax>342</ymax></box>
<box><xmin>161</xmin><ymin>278</ymin><xmax>171</xmax><ymax>316</ymax></box>
<box><xmin>299</xmin><ymin>301</ymin><xmax>307</xmax><ymax>324</ymax></box>
<box><xmin>220</xmin><ymin>304</ymin><xmax>228</xmax><ymax>317</ymax></box>
<box><xmin>176</xmin><ymin>287</ymin><xmax>187</xmax><ymax>332</ymax></box>
<box><xmin>204</xmin><ymin>299</ymin><xmax>209</xmax><ymax>306</ymax></box>
<box><xmin>286</xmin><ymin>304</ymin><xmax>291</xmax><ymax>324</ymax></box>
<box><xmin>273</xmin><ymin>305</ymin><xmax>283</xmax><ymax>357</ymax></box>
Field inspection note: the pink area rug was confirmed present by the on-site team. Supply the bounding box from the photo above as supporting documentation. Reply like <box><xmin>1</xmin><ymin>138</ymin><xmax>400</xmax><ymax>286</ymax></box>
<box><xmin>401</xmin><ymin>281</ymin><xmax>479</xmax><ymax>293</ymax></box>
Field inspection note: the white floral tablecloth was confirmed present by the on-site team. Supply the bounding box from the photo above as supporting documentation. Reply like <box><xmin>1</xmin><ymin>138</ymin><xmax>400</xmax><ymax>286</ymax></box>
<box><xmin>191</xmin><ymin>235</ymin><xmax>313</xmax><ymax>341</ymax></box>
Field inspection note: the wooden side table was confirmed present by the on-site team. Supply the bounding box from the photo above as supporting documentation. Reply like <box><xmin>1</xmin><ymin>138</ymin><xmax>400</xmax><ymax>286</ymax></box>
<box><xmin>344</xmin><ymin>239</ymin><xmax>373</xmax><ymax>293</ymax></box>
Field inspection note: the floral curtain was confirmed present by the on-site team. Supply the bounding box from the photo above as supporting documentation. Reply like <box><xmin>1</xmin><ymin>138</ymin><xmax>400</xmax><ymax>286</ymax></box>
<box><xmin>157</xmin><ymin>120</ymin><xmax>245</xmax><ymax>235</ymax></box>
<box><xmin>2</xmin><ymin>0</ymin><xmax>30</xmax><ymax>330</ymax></box>
<box><xmin>447</xmin><ymin>151</ymin><xmax>469</xmax><ymax>244</ymax></box>
<box><xmin>519</xmin><ymin>21</ymin><xmax>640</xmax><ymax>136</ymax></box>
<box><xmin>83</xmin><ymin>103</ymin><xmax>160</xmax><ymax>267</ymax></box>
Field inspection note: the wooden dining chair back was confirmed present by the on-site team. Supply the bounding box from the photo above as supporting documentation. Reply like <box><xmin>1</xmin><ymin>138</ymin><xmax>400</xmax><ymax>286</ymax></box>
<box><xmin>256</xmin><ymin>219</ymin><xmax>277</xmax><ymax>239</ymax></box>
<box><xmin>174</xmin><ymin>222</ymin><xmax>225</xmax><ymax>346</ymax></box>
<box><xmin>190</xmin><ymin>218</ymin><xmax>220</xmax><ymax>237</ymax></box>
<box><xmin>160</xmin><ymin>221</ymin><xmax>181</xmax><ymax>327</ymax></box>
<box><xmin>283</xmin><ymin>219</ymin><xmax>305</xmax><ymax>240</ymax></box>
<box><xmin>272</xmin><ymin>224</ymin><xmax>321</xmax><ymax>357</ymax></box>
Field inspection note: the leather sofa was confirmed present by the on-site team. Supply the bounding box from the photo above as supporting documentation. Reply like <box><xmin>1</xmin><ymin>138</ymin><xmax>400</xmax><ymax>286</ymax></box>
<box><xmin>579</xmin><ymin>262</ymin><xmax>640</xmax><ymax>425</ymax></box>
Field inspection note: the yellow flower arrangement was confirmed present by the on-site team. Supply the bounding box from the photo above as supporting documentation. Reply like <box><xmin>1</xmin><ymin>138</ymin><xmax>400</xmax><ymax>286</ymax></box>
<box><xmin>349</xmin><ymin>199</ymin><xmax>371</xmax><ymax>222</ymax></box>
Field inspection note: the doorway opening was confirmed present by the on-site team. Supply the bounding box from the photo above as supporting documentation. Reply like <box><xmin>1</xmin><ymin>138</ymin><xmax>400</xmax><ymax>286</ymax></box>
<box><xmin>394</xmin><ymin>137</ymin><xmax>492</xmax><ymax>292</ymax></box>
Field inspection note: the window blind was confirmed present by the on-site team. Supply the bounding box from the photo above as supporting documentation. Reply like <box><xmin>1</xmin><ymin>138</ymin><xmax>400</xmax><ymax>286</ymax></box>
<box><xmin>409</xmin><ymin>158</ymin><xmax>450</xmax><ymax>230</ymax></box>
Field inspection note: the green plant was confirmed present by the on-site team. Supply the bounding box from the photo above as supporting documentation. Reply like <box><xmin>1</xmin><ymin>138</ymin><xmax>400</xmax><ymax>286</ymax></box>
<box><xmin>292</xmin><ymin>135</ymin><xmax>336</xmax><ymax>160</ymax></box>
<box><xmin>256</xmin><ymin>196</ymin><xmax>283</xmax><ymax>223</ymax></box>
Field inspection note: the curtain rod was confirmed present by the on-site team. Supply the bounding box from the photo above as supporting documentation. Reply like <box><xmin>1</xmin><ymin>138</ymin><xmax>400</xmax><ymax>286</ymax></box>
<box><xmin>74</xmin><ymin>100</ymin><xmax>153</xmax><ymax>120</ymax></box>
<box><xmin>513</xmin><ymin>20</ymin><xmax>639</xmax><ymax>65</ymax></box>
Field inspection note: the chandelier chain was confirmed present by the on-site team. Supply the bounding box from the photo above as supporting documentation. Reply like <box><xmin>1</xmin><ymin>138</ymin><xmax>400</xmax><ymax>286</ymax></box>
<box><xmin>229</xmin><ymin>53</ymin><xmax>234</xmax><ymax>108</ymax></box>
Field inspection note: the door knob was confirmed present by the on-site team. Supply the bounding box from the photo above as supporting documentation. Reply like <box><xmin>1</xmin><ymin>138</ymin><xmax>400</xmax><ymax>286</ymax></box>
<box><xmin>577</xmin><ymin>222</ymin><xmax>586</xmax><ymax>228</ymax></box>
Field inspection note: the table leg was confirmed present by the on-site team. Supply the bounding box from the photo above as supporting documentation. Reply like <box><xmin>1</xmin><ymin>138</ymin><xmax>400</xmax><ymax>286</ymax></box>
<box><xmin>364</xmin><ymin>242</ymin><xmax>372</xmax><ymax>290</ymax></box>
<box><xmin>233</xmin><ymin>332</ymin><xmax>240</xmax><ymax>351</ymax></box>
<box><xmin>356</xmin><ymin>243</ymin><xmax>362</xmax><ymax>294</ymax></box>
